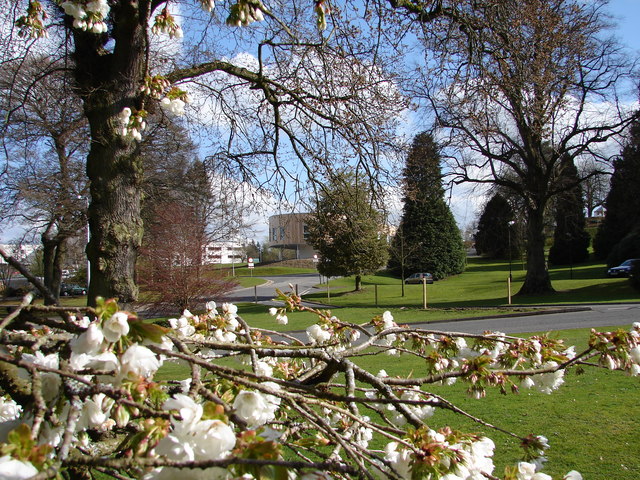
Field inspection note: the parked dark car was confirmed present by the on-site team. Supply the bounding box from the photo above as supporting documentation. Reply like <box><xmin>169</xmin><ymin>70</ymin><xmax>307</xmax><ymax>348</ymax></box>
<box><xmin>404</xmin><ymin>272</ymin><xmax>434</xmax><ymax>284</ymax></box>
<box><xmin>606</xmin><ymin>259</ymin><xmax>640</xmax><ymax>278</ymax></box>
<box><xmin>60</xmin><ymin>283</ymin><xmax>87</xmax><ymax>296</ymax></box>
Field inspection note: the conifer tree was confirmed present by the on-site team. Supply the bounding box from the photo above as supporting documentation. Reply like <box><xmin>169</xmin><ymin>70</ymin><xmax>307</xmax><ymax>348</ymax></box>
<box><xmin>474</xmin><ymin>194</ymin><xmax>522</xmax><ymax>259</ymax></box>
<box><xmin>548</xmin><ymin>157</ymin><xmax>591</xmax><ymax>265</ymax></box>
<box><xmin>594</xmin><ymin>118</ymin><xmax>640</xmax><ymax>260</ymax></box>
<box><xmin>389</xmin><ymin>133</ymin><xmax>465</xmax><ymax>280</ymax></box>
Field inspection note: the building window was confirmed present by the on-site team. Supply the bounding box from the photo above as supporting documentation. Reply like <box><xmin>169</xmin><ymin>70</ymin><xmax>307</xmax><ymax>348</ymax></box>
<box><xmin>279</xmin><ymin>227</ymin><xmax>285</xmax><ymax>240</ymax></box>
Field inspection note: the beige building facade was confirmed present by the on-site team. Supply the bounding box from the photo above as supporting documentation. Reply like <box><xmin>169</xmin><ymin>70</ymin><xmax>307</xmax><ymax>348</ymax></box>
<box><xmin>267</xmin><ymin>213</ymin><xmax>317</xmax><ymax>259</ymax></box>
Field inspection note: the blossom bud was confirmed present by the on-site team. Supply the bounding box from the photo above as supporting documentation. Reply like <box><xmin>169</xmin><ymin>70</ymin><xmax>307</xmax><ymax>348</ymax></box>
<box><xmin>114</xmin><ymin>405</ymin><xmax>130</xmax><ymax>428</ymax></box>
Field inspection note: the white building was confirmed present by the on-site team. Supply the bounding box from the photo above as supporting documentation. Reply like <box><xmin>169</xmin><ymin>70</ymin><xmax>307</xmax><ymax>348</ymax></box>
<box><xmin>202</xmin><ymin>241</ymin><xmax>245</xmax><ymax>265</ymax></box>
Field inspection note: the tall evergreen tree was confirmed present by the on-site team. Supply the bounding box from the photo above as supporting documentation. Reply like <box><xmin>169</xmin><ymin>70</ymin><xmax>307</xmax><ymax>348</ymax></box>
<box><xmin>389</xmin><ymin>133</ymin><xmax>465</xmax><ymax>280</ymax></box>
<box><xmin>474</xmin><ymin>194</ymin><xmax>522</xmax><ymax>259</ymax></box>
<box><xmin>594</xmin><ymin>117</ymin><xmax>640</xmax><ymax>260</ymax></box>
<box><xmin>548</xmin><ymin>157</ymin><xmax>591</xmax><ymax>265</ymax></box>
<box><xmin>306</xmin><ymin>172</ymin><xmax>388</xmax><ymax>291</ymax></box>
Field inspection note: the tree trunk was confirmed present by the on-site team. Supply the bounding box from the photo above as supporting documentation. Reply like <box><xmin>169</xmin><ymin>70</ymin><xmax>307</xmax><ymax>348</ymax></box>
<box><xmin>41</xmin><ymin>226</ymin><xmax>66</xmax><ymax>305</ymax></box>
<box><xmin>355</xmin><ymin>274</ymin><xmax>362</xmax><ymax>291</ymax></box>
<box><xmin>72</xmin><ymin>3</ymin><xmax>149</xmax><ymax>306</ymax></box>
<box><xmin>518</xmin><ymin>205</ymin><xmax>554</xmax><ymax>295</ymax></box>
<box><xmin>85</xmin><ymin>135</ymin><xmax>144</xmax><ymax>306</ymax></box>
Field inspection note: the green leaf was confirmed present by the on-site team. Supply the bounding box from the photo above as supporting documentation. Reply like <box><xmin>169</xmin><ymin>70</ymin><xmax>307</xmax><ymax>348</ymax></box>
<box><xmin>129</xmin><ymin>320</ymin><xmax>170</xmax><ymax>344</ymax></box>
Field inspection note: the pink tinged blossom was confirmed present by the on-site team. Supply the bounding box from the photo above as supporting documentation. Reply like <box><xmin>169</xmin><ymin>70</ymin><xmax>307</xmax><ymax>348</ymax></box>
<box><xmin>103</xmin><ymin>312</ymin><xmax>130</xmax><ymax>343</ymax></box>
<box><xmin>348</xmin><ymin>329</ymin><xmax>360</xmax><ymax>342</ymax></box>
<box><xmin>160</xmin><ymin>97</ymin><xmax>186</xmax><ymax>116</ymax></box>
<box><xmin>531</xmin><ymin>362</ymin><xmax>564</xmax><ymax>394</ymax></box>
<box><xmin>85</xmin><ymin>0</ymin><xmax>109</xmax><ymax>16</ymax></box>
<box><xmin>200</xmin><ymin>0</ymin><xmax>216</xmax><ymax>11</ymax></box>
<box><xmin>0</xmin><ymin>456</ymin><xmax>39</xmax><ymax>480</ymax></box>
<box><xmin>61</xmin><ymin>1</ymin><xmax>85</xmax><ymax>18</ymax></box>
<box><xmin>222</xmin><ymin>302</ymin><xmax>238</xmax><ymax>316</ymax></box>
<box><xmin>120</xmin><ymin>344</ymin><xmax>161</xmax><ymax>378</ymax></box>
<box><xmin>521</xmin><ymin>377</ymin><xmax>535</xmax><ymax>389</ymax></box>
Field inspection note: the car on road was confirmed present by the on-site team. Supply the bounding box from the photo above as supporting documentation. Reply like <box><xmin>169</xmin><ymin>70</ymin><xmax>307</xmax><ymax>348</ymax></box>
<box><xmin>606</xmin><ymin>259</ymin><xmax>640</xmax><ymax>278</ymax></box>
<box><xmin>60</xmin><ymin>283</ymin><xmax>87</xmax><ymax>296</ymax></box>
<box><xmin>404</xmin><ymin>272</ymin><xmax>434</xmax><ymax>284</ymax></box>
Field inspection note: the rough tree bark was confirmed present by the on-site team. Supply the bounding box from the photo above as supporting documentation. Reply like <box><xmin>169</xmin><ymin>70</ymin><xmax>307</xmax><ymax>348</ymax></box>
<box><xmin>72</xmin><ymin>3</ymin><xmax>149</xmax><ymax>305</ymax></box>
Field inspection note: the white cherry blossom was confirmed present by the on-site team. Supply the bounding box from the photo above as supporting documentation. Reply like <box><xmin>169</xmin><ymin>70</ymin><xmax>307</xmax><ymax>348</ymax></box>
<box><xmin>0</xmin><ymin>455</ymin><xmax>39</xmax><ymax>480</ymax></box>
<box><xmin>119</xmin><ymin>344</ymin><xmax>161</xmax><ymax>378</ymax></box>
<box><xmin>103</xmin><ymin>312</ymin><xmax>130</xmax><ymax>343</ymax></box>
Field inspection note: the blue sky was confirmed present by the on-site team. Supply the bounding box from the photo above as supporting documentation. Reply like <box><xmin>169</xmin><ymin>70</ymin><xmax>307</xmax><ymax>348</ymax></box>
<box><xmin>2</xmin><ymin>2</ymin><xmax>639</xmax><ymax>243</ymax></box>
<box><xmin>607</xmin><ymin>0</ymin><xmax>640</xmax><ymax>52</ymax></box>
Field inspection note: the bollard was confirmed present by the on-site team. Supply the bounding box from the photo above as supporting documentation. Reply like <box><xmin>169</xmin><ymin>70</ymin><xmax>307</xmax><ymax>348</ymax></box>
<box><xmin>422</xmin><ymin>277</ymin><xmax>428</xmax><ymax>309</ymax></box>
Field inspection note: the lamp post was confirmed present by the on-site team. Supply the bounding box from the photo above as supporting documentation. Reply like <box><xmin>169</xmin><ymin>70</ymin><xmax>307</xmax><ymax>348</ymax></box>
<box><xmin>78</xmin><ymin>195</ymin><xmax>90</xmax><ymax>291</ymax></box>
<box><xmin>508</xmin><ymin>220</ymin><xmax>516</xmax><ymax>281</ymax></box>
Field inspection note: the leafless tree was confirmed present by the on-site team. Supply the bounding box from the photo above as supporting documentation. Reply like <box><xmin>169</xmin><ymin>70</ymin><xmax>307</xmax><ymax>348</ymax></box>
<box><xmin>414</xmin><ymin>0</ymin><xmax>637</xmax><ymax>294</ymax></box>
<box><xmin>0</xmin><ymin>57</ymin><xmax>89</xmax><ymax>303</ymax></box>
<box><xmin>6</xmin><ymin>0</ymin><xmax>409</xmax><ymax>305</ymax></box>
<box><xmin>138</xmin><ymin>201</ymin><xmax>239</xmax><ymax>312</ymax></box>
<box><xmin>578</xmin><ymin>157</ymin><xmax>611</xmax><ymax>217</ymax></box>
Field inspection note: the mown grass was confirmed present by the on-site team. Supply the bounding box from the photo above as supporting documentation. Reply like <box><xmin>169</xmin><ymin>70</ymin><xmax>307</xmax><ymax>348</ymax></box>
<box><xmin>303</xmin><ymin>257</ymin><xmax>640</xmax><ymax>308</ymax></box>
<box><xmin>351</xmin><ymin>326</ymin><xmax>640</xmax><ymax>479</ymax></box>
<box><xmin>156</xmin><ymin>325</ymin><xmax>640</xmax><ymax>479</ymax></box>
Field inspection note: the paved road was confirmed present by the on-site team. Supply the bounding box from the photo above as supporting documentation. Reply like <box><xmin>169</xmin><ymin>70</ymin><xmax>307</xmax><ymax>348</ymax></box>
<box><xmin>416</xmin><ymin>303</ymin><xmax>640</xmax><ymax>334</ymax></box>
<box><xmin>226</xmin><ymin>274</ymin><xmax>640</xmax><ymax>334</ymax></box>
<box><xmin>227</xmin><ymin>273</ymin><xmax>325</xmax><ymax>304</ymax></box>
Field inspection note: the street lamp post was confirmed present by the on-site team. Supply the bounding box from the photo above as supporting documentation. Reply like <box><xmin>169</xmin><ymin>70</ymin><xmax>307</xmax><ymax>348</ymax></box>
<box><xmin>508</xmin><ymin>220</ymin><xmax>516</xmax><ymax>281</ymax></box>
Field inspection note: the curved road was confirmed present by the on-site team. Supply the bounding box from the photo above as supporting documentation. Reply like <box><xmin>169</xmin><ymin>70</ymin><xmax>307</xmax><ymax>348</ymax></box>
<box><xmin>226</xmin><ymin>274</ymin><xmax>640</xmax><ymax>334</ymax></box>
<box><xmin>227</xmin><ymin>273</ymin><xmax>324</xmax><ymax>304</ymax></box>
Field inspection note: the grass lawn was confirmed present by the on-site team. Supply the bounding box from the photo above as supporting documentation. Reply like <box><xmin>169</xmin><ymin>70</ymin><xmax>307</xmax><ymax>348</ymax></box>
<box><xmin>351</xmin><ymin>326</ymin><xmax>640</xmax><ymax>479</ymax></box>
<box><xmin>156</xmin><ymin>325</ymin><xmax>640</xmax><ymax>479</ymax></box>
<box><xmin>302</xmin><ymin>257</ymin><xmax>640</xmax><ymax>309</ymax></box>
